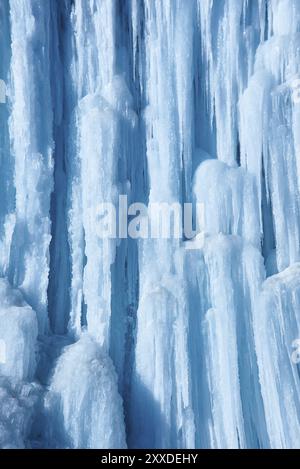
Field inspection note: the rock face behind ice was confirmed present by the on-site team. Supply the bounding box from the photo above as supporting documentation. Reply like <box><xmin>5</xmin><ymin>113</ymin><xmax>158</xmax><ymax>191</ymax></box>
<box><xmin>45</xmin><ymin>334</ymin><xmax>127</xmax><ymax>449</ymax></box>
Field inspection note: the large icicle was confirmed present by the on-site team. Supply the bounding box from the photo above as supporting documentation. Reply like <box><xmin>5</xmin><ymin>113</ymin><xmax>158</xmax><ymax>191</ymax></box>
<box><xmin>254</xmin><ymin>264</ymin><xmax>300</xmax><ymax>448</ymax></box>
<box><xmin>0</xmin><ymin>279</ymin><xmax>40</xmax><ymax>449</ymax></box>
<box><xmin>0</xmin><ymin>0</ymin><xmax>14</xmax><ymax>278</ymax></box>
<box><xmin>8</xmin><ymin>0</ymin><xmax>54</xmax><ymax>333</ymax></box>
<box><xmin>239</xmin><ymin>0</ymin><xmax>300</xmax><ymax>271</ymax></box>
<box><xmin>67</xmin><ymin>0</ymin><xmax>116</xmax><ymax>341</ymax></box>
<box><xmin>188</xmin><ymin>159</ymin><xmax>268</xmax><ymax>448</ymax></box>
<box><xmin>68</xmin><ymin>0</ymin><xmax>137</xmax><ymax>350</ymax></box>
<box><xmin>193</xmin><ymin>160</ymin><xmax>261</xmax><ymax>248</ymax></box>
<box><xmin>198</xmin><ymin>0</ymin><xmax>261</xmax><ymax>165</ymax></box>
<box><xmin>129</xmin><ymin>0</ymin><xmax>197</xmax><ymax>449</ymax></box>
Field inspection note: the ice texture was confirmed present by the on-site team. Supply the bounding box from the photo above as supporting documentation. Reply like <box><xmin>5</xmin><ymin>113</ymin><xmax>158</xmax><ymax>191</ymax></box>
<box><xmin>0</xmin><ymin>378</ymin><xmax>41</xmax><ymax>449</ymax></box>
<box><xmin>0</xmin><ymin>0</ymin><xmax>300</xmax><ymax>449</ymax></box>
<box><xmin>44</xmin><ymin>334</ymin><xmax>126</xmax><ymax>449</ymax></box>
<box><xmin>0</xmin><ymin>279</ymin><xmax>40</xmax><ymax>448</ymax></box>
<box><xmin>254</xmin><ymin>264</ymin><xmax>300</xmax><ymax>448</ymax></box>
<box><xmin>0</xmin><ymin>279</ymin><xmax>37</xmax><ymax>382</ymax></box>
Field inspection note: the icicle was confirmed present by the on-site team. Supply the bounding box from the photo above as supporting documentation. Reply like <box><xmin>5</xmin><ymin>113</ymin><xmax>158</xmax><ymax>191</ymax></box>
<box><xmin>239</xmin><ymin>0</ymin><xmax>300</xmax><ymax>271</ymax></box>
<box><xmin>198</xmin><ymin>0</ymin><xmax>261</xmax><ymax>165</ymax></box>
<box><xmin>9</xmin><ymin>0</ymin><xmax>54</xmax><ymax>333</ymax></box>
<box><xmin>254</xmin><ymin>264</ymin><xmax>300</xmax><ymax>448</ymax></box>
<box><xmin>68</xmin><ymin>0</ymin><xmax>126</xmax><ymax>347</ymax></box>
<box><xmin>129</xmin><ymin>0</ymin><xmax>196</xmax><ymax>448</ymax></box>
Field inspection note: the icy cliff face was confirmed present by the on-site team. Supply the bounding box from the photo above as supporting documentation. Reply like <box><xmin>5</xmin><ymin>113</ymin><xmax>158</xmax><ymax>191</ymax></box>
<box><xmin>0</xmin><ymin>0</ymin><xmax>300</xmax><ymax>449</ymax></box>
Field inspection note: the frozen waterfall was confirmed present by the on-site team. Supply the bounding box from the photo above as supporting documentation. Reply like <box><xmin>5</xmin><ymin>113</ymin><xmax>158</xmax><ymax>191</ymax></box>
<box><xmin>0</xmin><ymin>0</ymin><xmax>300</xmax><ymax>449</ymax></box>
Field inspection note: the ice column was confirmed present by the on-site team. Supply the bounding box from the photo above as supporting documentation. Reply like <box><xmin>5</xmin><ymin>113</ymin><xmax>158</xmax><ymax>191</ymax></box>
<box><xmin>254</xmin><ymin>264</ymin><xmax>300</xmax><ymax>448</ymax></box>
<box><xmin>239</xmin><ymin>0</ymin><xmax>300</xmax><ymax>271</ymax></box>
<box><xmin>45</xmin><ymin>334</ymin><xmax>127</xmax><ymax>449</ymax></box>
<box><xmin>188</xmin><ymin>161</ymin><xmax>268</xmax><ymax>448</ymax></box>
<box><xmin>8</xmin><ymin>0</ymin><xmax>54</xmax><ymax>333</ymax></box>
<box><xmin>0</xmin><ymin>279</ymin><xmax>40</xmax><ymax>449</ymax></box>
<box><xmin>198</xmin><ymin>0</ymin><xmax>261</xmax><ymax>165</ymax></box>
<box><xmin>68</xmin><ymin>0</ymin><xmax>136</xmax><ymax>349</ymax></box>
<box><xmin>130</xmin><ymin>0</ymin><xmax>196</xmax><ymax>448</ymax></box>
<box><xmin>0</xmin><ymin>1</ymin><xmax>14</xmax><ymax>276</ymax></box>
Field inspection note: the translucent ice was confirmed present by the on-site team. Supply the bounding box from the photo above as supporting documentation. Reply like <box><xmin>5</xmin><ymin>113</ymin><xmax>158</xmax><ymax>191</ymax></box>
<box><xmin>254</xmin><ymin>264</ymin><xmax>300</xmax><ymax>448</ymax></box>
<box><xmin>0</xmin><ymin>0</ymin><xmax>300</xmax><ymax>450</ymax></box>
<box><xmin>45</xmin><ymin>334</ymin><xmax>126</xmax><ymax>449</ymax></box>
<box><xmin>0</xmin><ymin>279</ymin><xmax>38</xmax><ymax>382</ymax></box>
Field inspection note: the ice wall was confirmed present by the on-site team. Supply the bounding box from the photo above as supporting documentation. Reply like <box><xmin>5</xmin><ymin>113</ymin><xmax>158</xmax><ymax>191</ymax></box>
<box><xmin>0</xmin><ymin>0</ymin><xmax>299</xmax><ymax>449</ymax></box>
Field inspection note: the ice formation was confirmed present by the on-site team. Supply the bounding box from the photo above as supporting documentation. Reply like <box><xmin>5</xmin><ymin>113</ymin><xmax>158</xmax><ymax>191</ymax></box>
<box><xmin>44</xmin><ymin>334</ymin><xmax>126</xmax><ymax>449</ymax></box>
<box><xmin>0</xmin><ymin>279</ymin><xmax>40</xmax><ymax>448</ymax></box>
<box><xmin>0</xmin><ymin>0</ymin><xmax>300</xmax><ymax>449</ymax></box>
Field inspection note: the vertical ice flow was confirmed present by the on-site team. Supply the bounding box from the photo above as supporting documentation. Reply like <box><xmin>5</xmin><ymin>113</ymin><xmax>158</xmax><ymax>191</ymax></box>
<box><xmin>0</xmin><ymin>0</ymin><xmax>299</xmax><ymax>449</ymax></box>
